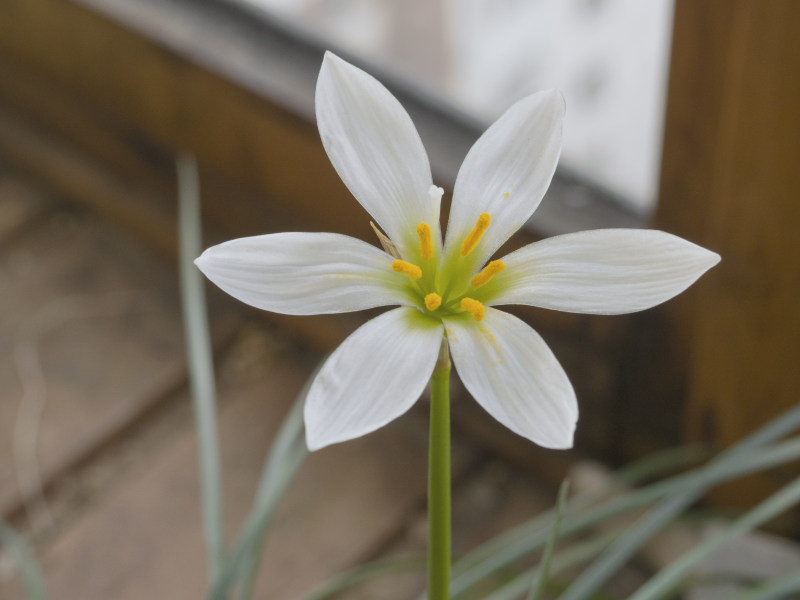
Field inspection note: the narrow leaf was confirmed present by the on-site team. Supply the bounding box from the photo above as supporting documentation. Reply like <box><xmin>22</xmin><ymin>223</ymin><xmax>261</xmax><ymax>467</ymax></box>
<box><xmin>208</xmin><ymin>363</ymin><xmax>312</xmax><ymax>600</ymax></box>
<box><xmin>177</xmin><ymin>153</ymin><xmax>225</xmax><ymax>582</ymax></box>
<box><xmin>628</xmin><ymin>476</ymin><xmax>800</xmax><ymax>600</ymax></box>
<box><xmin>0</xmin><ymin>518</ymin><xmax>47</xmax><ymax>600</ymax></box>
<box><xmin>730</xmin><ymin>569</ymin><xmax>800</xmax><ymax>600</ymax></box>
<box><xmin>302</xmin><ymin>554</ymin><xmax>425</xmax><ymax>600</ymax></box>
<box><xmin>557</xmin><ymin>404</ymin><xmax>800</xmax><ymax>600</ymax></box>
<box><xmin>528</xmin><ymin>480</ymin><xmax>569</xmax><ymax>600</ymax></box>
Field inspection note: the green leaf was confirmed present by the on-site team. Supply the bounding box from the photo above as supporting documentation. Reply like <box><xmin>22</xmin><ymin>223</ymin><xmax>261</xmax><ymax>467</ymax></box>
<box><xmin>207</xmin><ymin>362</ymin><xmax>312</xmax><ymax>600</ymax></box>
<box><xmin>527</xmin><ymin>480</ymin><xmax>570</xmax><ymax>600</ymax></box>
<box><xmin>301</xmin><ymin>554</ymin><xmax>426</xmax><ymax>600</ymax></box>
<box><xmin>177</xmin><ymin>154</ymin><xmax>225</xmax><ymax>583</ymax></box>
<box><xmin>729</xmin><ymin>569</ymin><xmax>800</xmax><ymax>600</ymax></box>
<box><xmin>557</xmin><ymin>401</ymin><xmax>800</xmax><ymax>600</ymax></box>
<box><xmin>439</xmin><ymin>404</ymin><xmax>800</xmax><ymax>599</ymax></box>
<box><xmin>628</xmin><ymin>476</ymin><xmax>800</xmax><ymax>600</ymax></box>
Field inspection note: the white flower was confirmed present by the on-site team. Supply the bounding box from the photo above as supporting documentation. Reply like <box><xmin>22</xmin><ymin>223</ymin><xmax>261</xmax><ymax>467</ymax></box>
<box><xmin>196</xmin><ymin>52</ymin><xmax>719</xmax><ymax>452</ymax></box>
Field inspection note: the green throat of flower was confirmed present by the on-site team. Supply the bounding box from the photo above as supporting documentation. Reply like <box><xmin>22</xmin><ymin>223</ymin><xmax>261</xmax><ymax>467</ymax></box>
<box><xmin>391</xmin><ymin>213</ymin><xmax>505</xmax><ymax>322</ymax></box>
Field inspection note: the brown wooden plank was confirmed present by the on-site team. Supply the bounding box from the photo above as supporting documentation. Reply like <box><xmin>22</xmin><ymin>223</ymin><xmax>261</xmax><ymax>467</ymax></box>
<box><xmin>657</xmin><ymin>1</ymin><xmax>800</xmax><ymax>504</ymax></box>
<box><xmin>0</xmin><ymin>55</ymin><xmax>172</xmax><ymax>194</ymax></box>
<box><xmin>0</xmin><ymin>107</ymin><xmax>178</xmax><ymax>260</ymax></box>
<box><xmin>0</xmin><ymin>207</ymin><xmax>237</xmax><ymax>520</ymax></box>
<box><xmin>24</xmin><ymin>327</ymin><xmax>472</xmax><ymax>599</ymax></box>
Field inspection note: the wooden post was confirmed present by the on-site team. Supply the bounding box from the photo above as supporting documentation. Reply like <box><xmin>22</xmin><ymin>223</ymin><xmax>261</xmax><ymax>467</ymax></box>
<box><xmin>657</xmin><ymin>1</ymin><xmax>800</xmax><ymax>505</ymax></box>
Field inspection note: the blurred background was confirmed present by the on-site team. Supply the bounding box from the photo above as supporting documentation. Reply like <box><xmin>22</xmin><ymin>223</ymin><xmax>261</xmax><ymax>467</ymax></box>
<box><xmin>0</xmin><ymin>0</ymin><xmax>798</xmax><ymax>598</ymax></box>
<box><xmin>241</xmin><ymin>0</ymin><xmax>674</xmax><ymax>209</ymax></box>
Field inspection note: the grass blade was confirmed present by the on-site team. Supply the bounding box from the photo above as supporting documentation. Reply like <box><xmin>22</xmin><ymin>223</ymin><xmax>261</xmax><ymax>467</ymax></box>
<box><xmin>0</xmin><ymin>518</ymin><xmax>47</xmax><ymax>600</ymax></box>
<box><xmin>235</xmin><ymin>375</ymin><xmax>311</xmax><ymax>599</ymax></box>
<box><xmin>443</xmin><ymin>443</ymin><xmax>714</xmax><ymax>599</ymax></box>
<box><xmin>485</xmin><ymin>535</ymin><xmax>616</xmax><ymax>600</ymax></box>
<box><xmin>301</xmin><ymin>554</ymin><xmax>426</xmax><ymax>600</ymax></box>
<box><xmin>528</xmin><ymin>480</ymin><xmax>570</xmax><ymax>600</ymax></box>
<box><xmin>730</xmin><ymin>569</ymin><xmax>800</xmax><ymax>600</ymax></box>
<box><xmin>447</xmin><ymin>436</ymin><xmax>800</xmax><ymax>598</ymax></box>
<box><xmin>557</xmin><ymin>402</ymin><xmax>800</xmax><ymax>600</ymax></box>
<box><xmin>177</xmin><ymin>154</ymin><xmax>225</xmax><ymax>582</ymax></box>
<box><xmin>629</xmin><ymin>475</ymin><xmax>800</xmax><ymax>600</ymax></box>
<box><xmin>208</xmin><ymin>364</ymin><xmax>313</xmax><ymax>600</ymax></box>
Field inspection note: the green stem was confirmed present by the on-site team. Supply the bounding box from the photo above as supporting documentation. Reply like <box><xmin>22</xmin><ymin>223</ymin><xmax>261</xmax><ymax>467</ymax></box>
<box><xmin>428</xmin><ymin>341</ymin><xmax>451</xmax><ymax>600</ymax></box>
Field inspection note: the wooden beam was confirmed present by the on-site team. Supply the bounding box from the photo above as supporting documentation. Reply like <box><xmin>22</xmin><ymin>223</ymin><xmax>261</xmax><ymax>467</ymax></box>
<box><xmin>657</xmin><ymin>1</ymin><xmax>800</xmax><ymax>504</ymax></box>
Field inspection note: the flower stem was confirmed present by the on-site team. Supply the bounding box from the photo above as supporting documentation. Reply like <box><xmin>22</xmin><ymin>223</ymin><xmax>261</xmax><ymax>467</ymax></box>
<box><xmin>428</xmin><ymin>341</ymin><xmax>451</xmax><ymax>600</ymax></box>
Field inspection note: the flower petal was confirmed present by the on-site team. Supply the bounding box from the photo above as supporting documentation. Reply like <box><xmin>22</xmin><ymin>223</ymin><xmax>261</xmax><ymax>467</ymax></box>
<box><xmin>444</xmin><ymin>308</ymin><xmax>577</xmax><ymax>449</ymax></box>
<box><xmin>490</xmin><ymin>229</ymin><xmax>721</xmax><ymax>314</ymax></box>
<box><xmin>305</xmin><ymin>307</ymin><xmax>443</xmax><ymax>450</ymax></box>
<box><xmin>316</xmin><ymin>52</ymin><xmax>438</xmax><ymax>255</ymax></box>
<box><xmin>444</xmin><ymin>89</ymin><xmax>565</xmax><ymax>267</ymax></box>
<box><xmin>195</xmin><ymin>232</ymin><xmax>412</xmax><ymax>315</ymax></box>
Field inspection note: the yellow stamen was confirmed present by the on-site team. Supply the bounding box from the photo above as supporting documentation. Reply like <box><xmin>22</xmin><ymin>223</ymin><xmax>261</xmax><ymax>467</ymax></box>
<box><xmin>416</xmin><ymin>222</ymin><xmax>434</xmax><ymax>260</ymax></box>
<box><xmin>392</xmin><ymin>260</ymin><xmax>422</xmax><ymax>281</ymax></box>
<box><xmin>424</xmin><ymin>293</ymin><xmax>442</xmax><ymax>311</ymax></box>
<box><xmin>460</xmin><ymin>297</ymin><xmax>486</xmax><ymax>322</ymax></box>
<box><xmin>460</xmin><ymin>213</ymin><xmax>491</xmax><ymax>257</ymax></box>
<box><xmin>471</xmin><ymin>260</ymin><xmax>506</xmax><ymax>288</ymax></box>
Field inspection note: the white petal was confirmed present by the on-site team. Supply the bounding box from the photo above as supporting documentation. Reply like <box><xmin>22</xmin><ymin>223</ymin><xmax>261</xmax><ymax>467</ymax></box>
<box><xmin>444</xmin><ymin>89</ymin><xmax>564</xmax><ymax>266</ymax></box>
<box><xmin>491</xmin><ymin>229</ymin><xmax>721</xmax><ymax>314</ymax></box>
<box><xmin>305</xmin><ymin>307</ymin><xmax>443</xmax><ymax>450</ymax></box>
<box><xmin>316</xmin><ymin>52</ymin><xmax>438</xmax><ymax>255</ymax></box>
<box><xmin>195</xmin><ymin>232</ymin><xmax>411</xmax><ymax>315</ymax></box>
<box><xmin>444</xmin><ymin>308</ymin><xmax>577</xmax><ymax>449</ymax></box>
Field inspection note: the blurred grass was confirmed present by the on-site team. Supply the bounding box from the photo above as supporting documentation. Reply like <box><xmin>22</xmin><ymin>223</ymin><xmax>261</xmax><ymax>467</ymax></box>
<box><xmin>177</xmin><ymin>154</ymin><xmax>225</xmax><ymax>583</ymax></box>
<box><xmin>301</xmin><ymin>404</ymin><xmax>800</xmax><ymax>600</ymax></box>
<box><xmin>0</xmin><ymin>518</ymin><xmax>47</xmax><ymax>600</ymax></box>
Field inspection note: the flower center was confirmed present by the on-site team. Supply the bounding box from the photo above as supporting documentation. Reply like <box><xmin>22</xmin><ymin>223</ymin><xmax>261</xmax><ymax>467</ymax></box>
<box><xmin>388</xmin><ymin>213</ymin><xmax>505</xmax><ymax>322</ymax></box>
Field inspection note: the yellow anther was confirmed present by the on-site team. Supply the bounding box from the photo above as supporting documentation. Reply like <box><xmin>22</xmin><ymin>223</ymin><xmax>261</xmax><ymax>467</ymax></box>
<box><xmin>504</xmin><ymin>192</ymin><xmax>510</xmax><ymax>199</ymax></box>
<box><xmin>460</xmin><ymin>213</ymin><xmax>491</xmax><ymax>257</ymax></box>
<box><xmin>392</xmin><ymin>260</ymin><xmax>422</xmax><ymax>281</ymax></box>
<box><xmin>424</xmin><ymin>293</ymin><xmax>442</xmax><ymax>311</ymax></box>
<box><xmin>416</xmin><ymin>222</ymin><xmax>434</xmax><ymax>260</ymax></box>
<box><xmin>460</xmin><ymin>297</ymin><xmax>486</xmax><ymax>322</ymax></box>
<box><xmin>470</xmin><ymin>260</ymin><xmax>506</xmax><ymax>288</ymax></box>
